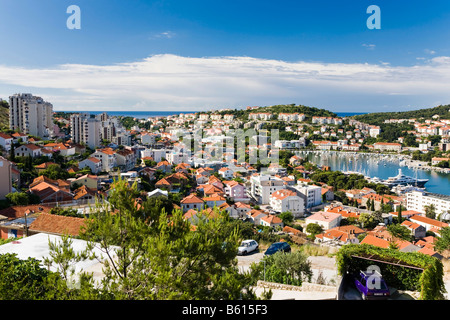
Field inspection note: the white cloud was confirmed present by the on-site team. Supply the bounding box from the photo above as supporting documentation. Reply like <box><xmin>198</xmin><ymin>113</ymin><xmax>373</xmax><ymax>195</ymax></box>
<box><xmin>424</xmin><ymin>49</ymin><xmax>436</xmax><ymax>55</ymax></box>
<box><xmin>0</xmin><ymin>54</ymin><xmax>449</xmax><ymax>111</ymax></box>
<box><xmin>362</xmin><ymin>44</ymin><xmax>376</xmax><ymax>50</ymax></box>
<box><xmin>149</xmin><ymin>31</ymin><xmax>176</xmax><ymax>39</ymax></box>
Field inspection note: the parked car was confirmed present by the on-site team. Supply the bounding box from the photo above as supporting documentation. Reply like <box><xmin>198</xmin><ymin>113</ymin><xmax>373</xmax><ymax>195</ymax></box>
<box><xmin>237</xmin><ymin>240</ymin><xmax>259</xmax><ymax>255</ymax></box>
<box><xmin>354</xmin><ymin>270</ymin><xmax>390</xmax><ymax>300</ymax></box>
<box><xmin>264</xmin><ymin>241</ymin><xmax>291</xmax><ymax>256</ymax></box>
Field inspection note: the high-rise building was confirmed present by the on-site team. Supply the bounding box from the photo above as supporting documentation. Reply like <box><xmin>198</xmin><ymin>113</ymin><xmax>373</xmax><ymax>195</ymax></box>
<box><xmin>70</xmin><ymin>113</ymin><xmax>102</xmax><ymax>149</ymax></box>
<box><xmin>9</xmin><ymin>93</ymin><xmax>53</xmax><ymax>138</ymax></box>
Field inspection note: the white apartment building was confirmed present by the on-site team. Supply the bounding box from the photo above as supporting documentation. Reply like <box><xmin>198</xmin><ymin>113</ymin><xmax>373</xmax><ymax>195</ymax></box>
<box><xmin>294</xmin><ymin>183</ymin><xmax>323</xmax><ymax>208</ymax></box>
<box><xmin>269</xmin><ymin>189</ymin><xmax>305</xmax><ymax>218</ymax></box>
<box><xmin>407</xmin><ymin>190</ymin><xmax>450</xmax><ymax>215</ymax></box>
<box><xmin>92</xmin><ymin>148</ymin><xmax>117</xmax><ymax>172</ymax></box>
<box><xmin>9</xmin><ymin>93</ymin><xmax>53</xmax><ymax>139</ymax></box>
<box><xmin>70</xmin><ymin>113</ymin><xmax>102</xmax><ymax>149</ymax></box>
<box><xmin>249</xmin><ymin>174</ymin><xmax>285</xmax><ymax>204</ymax></box>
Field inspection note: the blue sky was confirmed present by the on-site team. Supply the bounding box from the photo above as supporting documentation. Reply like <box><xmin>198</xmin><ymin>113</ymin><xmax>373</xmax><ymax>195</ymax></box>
<box><xmin>1</xmin><ymin>0</ymin><xmax>450</xmax><ymax>112</ymax></box>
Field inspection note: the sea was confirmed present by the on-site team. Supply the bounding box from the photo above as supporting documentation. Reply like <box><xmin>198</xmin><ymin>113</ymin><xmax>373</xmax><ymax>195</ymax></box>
<box><xmin>55</xmin><ymin>110</ymin><xmax>367</xmax><ymax>119</ymax></box>
<box><xmin>299</xmin><ymin>151</ymin><xmax>450</xmax><ymax>196</ymax></box>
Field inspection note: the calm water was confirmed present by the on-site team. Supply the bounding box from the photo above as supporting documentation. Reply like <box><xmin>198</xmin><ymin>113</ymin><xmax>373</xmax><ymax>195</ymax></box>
<box><xmin>57</xmin><ymin>111</ymin><xmax>366</xmax><ymax>119</ymax></box>
<box><xmin>298</xmin><ymin>151</ymin><xmax>450</xmax><ymax>196</ymax></box>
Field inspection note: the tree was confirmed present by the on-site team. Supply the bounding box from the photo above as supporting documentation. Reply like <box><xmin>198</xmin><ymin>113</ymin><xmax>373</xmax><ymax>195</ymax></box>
<box><xmin>5</xmin><ymin>192</ymin><xmax>29</xmax><ymax>206</ymax></box>
<box><xmin>425</xmin><ymin>204</ymin><xmax>437</xmax><ymax>219</ymax></box>
<box><xmin>257</xmin><ymin>251</ymin><xmax>313</xmax><ymax>286</ymax></box>
<box><xmin>434</xmin><ymin>227</ymin><xmax>450</xmax><ymax>254</ymax></box>
<box><xmin>45</xmin><ymin>177</ymin><xmax>260</xmax><ymax>300</ymax></box>
<box><xmin>359</xmin><ymin>211</ymin><xmax>383</xmax><ymax>229</ymax></box>
<box><xmin>305</xmin><ymin>223</ymin><xmax>323</xmax><ymax>238</ymax></box>
<box><xmin>279</xmin><ymin>211</ymin><xmax>294</xmax><ymax>225</ymax></box>
<box><xmin>387</xmin><ymin>224</ymin><xmax>411</xmax><ymax>242</ymax></box>
<box><xmin>0</xmin><ymin>253</ymin><xmax>63</xmax><ymax>300</ymax></box>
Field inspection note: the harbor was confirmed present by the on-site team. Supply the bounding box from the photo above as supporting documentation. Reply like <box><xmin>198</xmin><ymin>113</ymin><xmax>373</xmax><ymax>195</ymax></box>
<box><xmin>297</xmin><ymin>151</ymin><xmax>450</xmax><ymax>196</ymax></box>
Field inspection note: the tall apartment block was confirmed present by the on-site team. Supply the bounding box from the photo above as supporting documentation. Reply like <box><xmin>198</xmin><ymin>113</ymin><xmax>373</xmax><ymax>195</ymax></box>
<box><xmin>70</xmin><ymin>113</ymin><xmax>102</xmax><ymax>149</ymax></box>
<box><xmin>9</xmin><ymin>93</ymin><xmax>53</xmax><ymax>139</ymax></box>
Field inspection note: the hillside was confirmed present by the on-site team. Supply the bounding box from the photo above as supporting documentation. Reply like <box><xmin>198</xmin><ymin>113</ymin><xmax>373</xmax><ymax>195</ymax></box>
<box><xmin>351</xmin><ymin>104</ymin><xmax>450</xmax><ymax>125</ymax></box>
<box><xmin>0</xmin><ymin>100</ymin><xmax>9</xmax><ymax>130</ymax></box>
<box><xmin>215</xmin><ymin>103</ymin><xmax>337</xmax><ymax>121</ymax></box>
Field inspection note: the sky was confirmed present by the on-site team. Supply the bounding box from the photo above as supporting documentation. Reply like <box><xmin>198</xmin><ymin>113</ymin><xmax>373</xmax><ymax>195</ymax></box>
<box><xmin>1</xmin><ymin>0</ymin><xmax>450</xmax><ymax>113</ymax></box>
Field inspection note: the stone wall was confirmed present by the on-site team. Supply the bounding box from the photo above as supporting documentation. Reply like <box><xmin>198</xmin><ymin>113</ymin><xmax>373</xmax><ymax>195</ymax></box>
<box><xmin>257</xmin><ymin>280</ymin><xmax>337</xmax><ymax>293</ymax></box>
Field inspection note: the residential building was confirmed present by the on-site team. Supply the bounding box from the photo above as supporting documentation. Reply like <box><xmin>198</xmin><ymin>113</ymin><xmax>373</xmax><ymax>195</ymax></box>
<box><xmin>9</xmin><ymin>93</ymin><xmax>53</xmax><ymax>139</ymax></box>
<box><xmin>92</xmin><ymin>148</ymin><xmax>117</xmax><ymax>172</ymax></box>
<box><xmin>70</xmin><ymin>113</ymin><xmax>102</xmax><ymax>149</ymax></box>
<box><xmin>315</xmin><ymin>225</ymin><xmax>365</xmax><ymax>246</ymax></box>
<box><xmin>0</xmin><ymin>133</ymin><xmax>13</xmax><ymax>152</ymax></box>
<box><xmin>409</xmin><ymin>215</ymin><xmax>449</xmax><ymax>235</ymax></box>
<box><xmin>249</xmin><ymin>174</ymin><xmax>285</xmax><ymax>204</ymax></box>
<box><xmin>305</xmin><ymin>211</ymin><xmax>342</xmax><ymax>231</ymax></box>
<box><xmin>260</xmin><ymin>214</ymin><xmax>284</xmax><ymax>229</ymax></box>
<box><xmin>223</xmin><ymin>180</ymin><xmax>249</xmax><ymax>202</ymax></box>
<box><xmin>373</xmin><ymin>142</ymin><xmax>402</xmax><ymax>152</ymax></box>
<box><xmin>14</xmin><ymin>144</ymin><xmax>42</xmax><ymax>158</ymax></box>
<box><xmin>0</xmin><ymin>157</ymin><xmax>12</xmax><ymax>200</ymax></box>
<box><xmin>294</xmin><ymin>183</ymin><xmax>322</xmax><ymax>208</ymax></box>
<box><xmin>269</xmin><ymin>189</ymin><xmax>305</xmax><ymax>218</ymax></box>
<box><xmin>78</xmin><ymin>157</ymin><xmax>102</xmax><ymax>174</ymax></box>
<box><xmin>180</xmin><ymin>194</ymin><xmax>205</xmax><ymax>212</ymax></box>
<box><xmin>406</xmin><ymin>190</ymin><xmax>450</xmax><ymax>216</ymax></box>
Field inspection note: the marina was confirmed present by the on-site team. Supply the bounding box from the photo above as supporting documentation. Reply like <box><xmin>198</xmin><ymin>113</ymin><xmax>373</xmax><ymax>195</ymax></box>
<box><xmin>297</xmin><ymin>151</ymin><xmax>450</xmax><ymax>196</ymax></box>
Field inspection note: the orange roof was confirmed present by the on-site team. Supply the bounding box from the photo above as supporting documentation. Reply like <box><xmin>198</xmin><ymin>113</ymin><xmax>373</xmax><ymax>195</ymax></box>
<box><xmin>29</xmin><ymin>213</ymin><xmax>86</xmax><ymax>236</ymax></box>
<box><xmin>261</xmin><ymin>214</ymin><xmax>283</xmax><ymax>225</ymax></box>
<box><xmin>181</xmin><ymin>194</ymin><xmax>204</xmax><ymax>204</ymax></box>
<box><xmin>410</xmin><ymin>215</ymin><xmax>449</xmax><ymax>228</ymax></box>
<box><xmin>360</xmin><ymin>235</ymin><xmax>390</xmax><ymax>248</ymax></box>
<box><xmin>271</xmin><ymin>189</ymin><xmax>297</xmax><ymax>200</ymax></box>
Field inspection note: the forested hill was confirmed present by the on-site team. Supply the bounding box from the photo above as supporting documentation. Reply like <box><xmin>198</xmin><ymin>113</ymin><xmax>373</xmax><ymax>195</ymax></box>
<box><xmin>213</xmin><ymin>104</ymin><xmax>337</xmax><ymax>121</ymax></box>
<box><xmin>351</xmin><ymin>104</ymin><xmax>450</xmax><ymax>125</ymax></box>
<box><xmin>0</xmin><ymin>100</ymin><xmax>9</xmax><ymax>130</ymax></box>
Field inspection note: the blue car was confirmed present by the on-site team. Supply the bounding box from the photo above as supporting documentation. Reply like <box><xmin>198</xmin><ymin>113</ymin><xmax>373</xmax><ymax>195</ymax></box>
<box><xmin>354</xmin><ymin>270</ymin><xmax>390</xmax><ymax>300</ymax></box>
<box><xmin>264</xmin><ymin>242</ymin><xmax>291</xmax><ymax>256</ymax></box>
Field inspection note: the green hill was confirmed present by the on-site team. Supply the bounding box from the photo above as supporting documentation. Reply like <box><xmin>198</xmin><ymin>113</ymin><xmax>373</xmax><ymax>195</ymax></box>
<box><xmin>214</xmin><ymin>103</ymin><xmax>337</xmax><ymax>121</ymax></box>
<box><xmin>0</xmin><ymin>100</ymin><xmax>9</xmax><ymax>130</ymax></box>
<box><xmin>351</xmin><ymin>104</ymin><xmax>450</xmax><ymax>125</ymax></box>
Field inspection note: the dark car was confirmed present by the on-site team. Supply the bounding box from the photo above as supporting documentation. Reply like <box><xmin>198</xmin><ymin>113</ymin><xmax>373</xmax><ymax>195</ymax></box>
<box><xmin>354</xmin><ymin>270</ymin><xmax>390</xmax><ymax>300</ymax></box>
<box><xmin>264</xmin><ymin>242</ymin><xmax>291</xmax><ymax>256</ymax></box>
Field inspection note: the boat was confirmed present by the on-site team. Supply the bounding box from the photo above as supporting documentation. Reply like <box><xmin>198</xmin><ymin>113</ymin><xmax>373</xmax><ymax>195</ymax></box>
<box><xmin>381</xmin><ymin>169</ymin><xmax>428</xmax><ymax>187</ymax></box>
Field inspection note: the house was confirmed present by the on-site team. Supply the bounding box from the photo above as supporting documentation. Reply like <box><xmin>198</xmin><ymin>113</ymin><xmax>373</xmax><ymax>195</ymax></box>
<box><xmin>92</xmin><ymin>148</ymin><xmax>117</xmax><ymax>172</ymax></box>
<box><xmin>28</xmin><ymin>176</ymin><xmax>73</xmax><ymax>204</ymax></box>
<box><xmin>247</xmin><ymin>209</ymin><xmax>268</xmax><ymax>225</ymax></box>
<box><xmin>29</xmin><ymin>213</ymin><xmax>86</xmax><ymax>237</ymax></box>
<box><xmin>304</xmin><ymin>211</ymin><xmax>342</xmax><ymax>231</ymax></box>
<box><xmin>115</xmin><ymin>148</ymin><xmax>137</xmax><ymax>172</ymax></box>
<box><xmin>315</xmin><ymin>225</ymin><xmax>365</xmax><ymax>246</ymax></box>
<box><xmin>0</xmin><ymin>156</ymin><xmax>12</xmax><ymax>200</ymax></box>
<box><xmin>203</xmin><ymin>194</ymin><xmax>227</xmax><ymax>208</ymax></box>
<box><xmin>269</xmin><ymin>189</ymin><xmax>305</xmax><ymax>218</ymax></box>
<box><xmin>321</xmin><ymin>187</ymin><xmax>334</xmax><ymax>201</ymax></box>
<box><xmin>223</xmin><ymin>180</ymin><xmax>248</xmax><ymax>202</ymax></box>
<box><xmin>79</xmin><ymin>157</ymin><xmax>102</xmax><ymax>174</ymax></box>
<box><xmin>155</xmin><ymin>160</ymin><xmax>172</xmax><ymax>173</ymax></box>
<box><xmin>147</xmin><ymin>188</ymin><xmax>169</xmax><ymax>198</ymax></box>
<box><xmin>11</xmin><ymin>132</ymin><xmax>28</xmax><ymax>144</ymax></box>
<box><xmin>70</xmin><ymin>174</ymin><xmax>99</xmax><ymax>190</ymax></box>
<box><xmin>180</xmin><ymin>194</ymin><xmax>205</xmax><ymax>212</ymax></box>
<box><xmin>260</xmin><ymin>214</ymin><xmax>284</xmax><ymax>229</ymax></box>
<box><xmin>0</xmin><ymin>133</ymin><xmax>13</xmax><ymax>151</ymax></box>
<box><xmin>73</xmin><ymin>185</ymin><xmax>99</xmax><ymax>204</ymax></box>
<box><xmin>14</xmin><ymin>143</ymin><xmax>42</xmax><ymax>158</ymax></box>
<box><xmin>401</xmin><ymin>220</ymin><xmax>427</xmax><ymax>239</ymax></box>
<box><xmin>0</xmin><ymin>204</ymin><xmax>53</xmax><ymax>239</ymax></box>
<box><xmin>218</xmin><ymin>167</ymin><xmax>234</xmax><ymax>180</ymax></box>
<box><xmin>409</xmin><ymin>215</ymin><xmax>449</xmax><ymax>235</ymax></box>
<box><xmin>35</xmin><ymin>162</ymin><xmax>58</xmax><ymax>173</ymax></box>
<box><xmin>234</xmin><ymin>202</ymin><xmax>252</xmax><ymax>219</ymax></box>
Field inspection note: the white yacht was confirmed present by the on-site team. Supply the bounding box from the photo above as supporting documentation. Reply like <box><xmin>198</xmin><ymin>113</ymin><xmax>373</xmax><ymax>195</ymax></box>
<box><xmin>382</xmin><ymin>169</ymin><xmax>428</xmax><ymax>187</ymax></box>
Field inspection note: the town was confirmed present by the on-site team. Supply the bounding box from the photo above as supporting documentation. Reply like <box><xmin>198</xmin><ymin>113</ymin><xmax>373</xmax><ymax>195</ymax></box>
<box><xmin>0</xmin><ymin>93</ymin><xmax>449</xmax><ymax>300</ymax></box>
